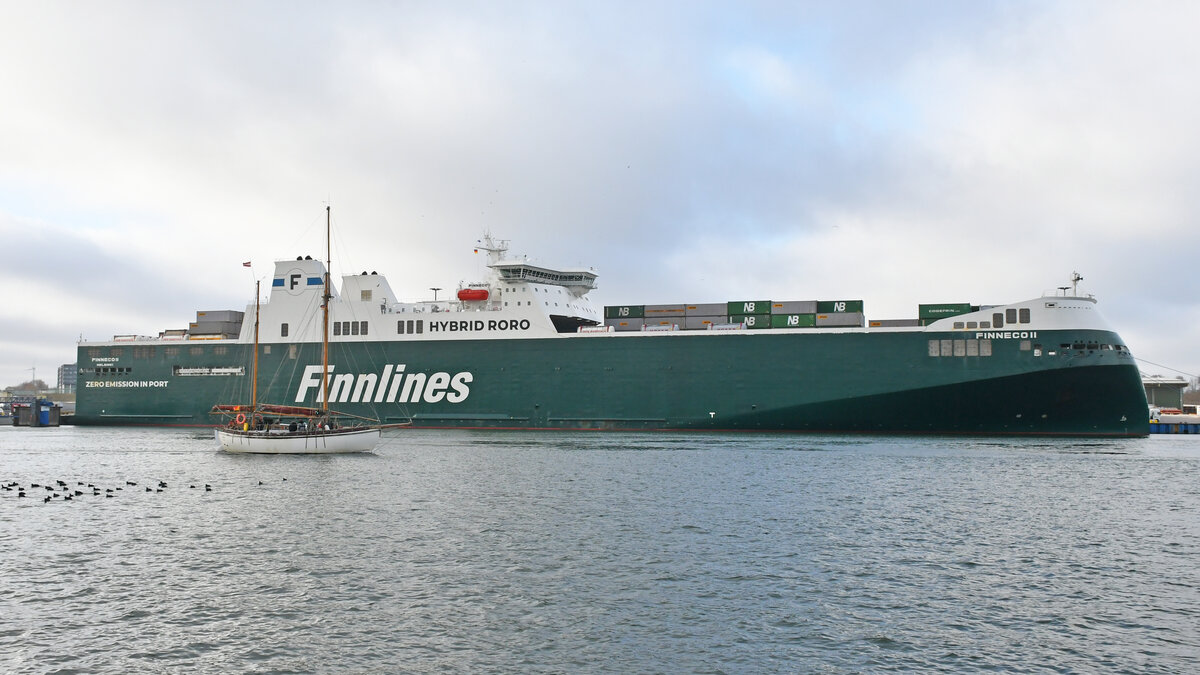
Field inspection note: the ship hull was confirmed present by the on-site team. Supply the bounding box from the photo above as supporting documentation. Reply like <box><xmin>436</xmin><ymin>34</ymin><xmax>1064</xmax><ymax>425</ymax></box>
<box><xmin>75</xmin><ymin>328</ymin><xmax>1150</xmax><ymax>437</ymax></box>
<box><xmin>215</xmin><ymin>427</ymin><xmax>380</xmax><ymax>454</ymax></box>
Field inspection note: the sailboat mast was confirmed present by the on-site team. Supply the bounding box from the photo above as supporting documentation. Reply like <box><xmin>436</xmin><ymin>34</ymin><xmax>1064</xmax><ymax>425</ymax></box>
<box><xmin>321</xmin><ymin>205</ymin><xmax>331</xmax><ymax>412</ymax></box>
<box><xmin>252</xmin><ymin>279</ymin><xmax>260</xmax><ymax>409</ymax></box>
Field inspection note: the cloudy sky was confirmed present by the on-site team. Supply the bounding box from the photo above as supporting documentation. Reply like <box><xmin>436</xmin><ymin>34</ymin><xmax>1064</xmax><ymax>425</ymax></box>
<box><xmin>2</xmin><ymin>1</ymin><xmax>1198</xmax><ymax>389</ymax></box>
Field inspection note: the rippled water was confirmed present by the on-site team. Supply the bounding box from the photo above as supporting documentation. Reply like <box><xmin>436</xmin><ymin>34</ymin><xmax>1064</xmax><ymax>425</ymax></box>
<box><xmin>1</xmin><ymin>427</ymin><xmax>1197</xmax><ymax>673</ymax></box>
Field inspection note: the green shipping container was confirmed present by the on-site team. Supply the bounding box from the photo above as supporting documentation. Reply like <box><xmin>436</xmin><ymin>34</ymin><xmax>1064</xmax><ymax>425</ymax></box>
<box><xmin>605</xmin><ymin>305</ymin><xmax>645</xmax><ymax>319</ymax></box>
<box><xmin>730</xmin><ymin>314</ymin><xmax>772</xmax><ymax>329</ymax></box>
<box><xmin>918</xmin><ymin>303</ymin><xmax>973</xmax><ymax>320</ymax></box>
<box><xmin>771</xmin><ymin>313</ymin><xmax>816</xmax><ymax>328</ymax></box>
<box><xmin>727</xmin><ymin>300</ymin><xmax>771</xmax><ymax>315</ymax></box>
<box><xmin>816</xmin><ymin>300</ymin><xmax>864</xmax><ymax>313</ymax></box>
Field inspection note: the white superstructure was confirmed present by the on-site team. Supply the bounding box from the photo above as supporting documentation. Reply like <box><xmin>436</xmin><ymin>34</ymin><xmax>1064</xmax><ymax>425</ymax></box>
<box><xmin>252</xmin><ymin>235</ymin><xmax>602</xmax><ymax>344</ymax></box>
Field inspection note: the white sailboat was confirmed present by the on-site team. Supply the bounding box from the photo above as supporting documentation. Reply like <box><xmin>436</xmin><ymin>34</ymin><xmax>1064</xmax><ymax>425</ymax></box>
<box><xmin>212</xmin><ymin>207</ymin><xmax>386</xmax><ymax>453</ymax></box>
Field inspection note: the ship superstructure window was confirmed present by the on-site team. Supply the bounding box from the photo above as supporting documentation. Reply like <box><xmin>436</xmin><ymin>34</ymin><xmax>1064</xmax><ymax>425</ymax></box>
<box><xmin>133</xmin><ymin>346</ymin><xmax>155</xmax><ymax>359</ymax></box>
<box><xmin>1006</xmin><ymin>309</ymin><xmax>1017</xmax><ymax>324</ymax></box>
<box><xmin>289</xmin><ymin>345</ymin><xmax>298</xmax><ymax>359</ymax></box>
<box><xmin>361</xmin><ymin>290</ymin><xmax>372</xmax><ymax>301</ymax></box>
<box><xmin>361</xmin><ymin>322</ymin><xmax>368</xmax><ymax>336</ymax></box>
<box><xmin>214</xmin><ymin>346</ymin><xmax>227</xmax><ymax>355</ymax></box>
<box><xmin>334</xmin><ymin>322</ymin><xmax>341</xmax><ymax>336</ymax></box>
<box><xmin>281</xmin><ymin>323</ymin><xmax>289</xmax><ymax>337</ymax></box>
<box><xmin>351</xmin><ymin>322</ymin><xmax>359</xmax><ymax>336</ymax></box>
<box><xmin>165</xmin><ymin>347</ymin><xmax>179</xmax><ymax>357</ymax></box>
<box><xmin>1020</xmin><ymin>340</ymin><xmax>1031</xmax><ymax>351</ymax></box>
<box><xmin>992</xmin><ymin>313</ymin><xmax>1003</xmax><ymax>328</ymax></box>
<box><xmin>189</xmin><ymin>346</ymin><xmax>204</xmax><ymax>356</ymax></box>
<box><xmin>930</xmin><ymin>338</ymin><xmax>992</xmax><ymax>357</ymax></box>
<box><xmin>88</xmin><ymin>348</ymin><xmax>102</xmax><ymax>358</ymax></box>
<box><xmin>397</xmin><ymin>319</ymin><xmax>423</xmax><ymax>334</ymax></box>
<box><xmin>967</xmin><ymin>321</ymin><xmax>978</xmax><ymax>329</ymax></box>
<box><xmin>110</xmin><ymin>348</ymin><xmax>125</xmax><ymax>357</ymax></box>
<box><xmin>953</xmin><ymin>322</ymin><xmax>964</xmax><ymax>329</ymax></box>
<box><xmin>1019</xmin><ymin>308</ymin><xmax>1031</xmax><ymax>323</ymax></box>
<box><xmin>980</xmin><ymin>321</ymin><xmax>991</xmax><ymax>329</ymax></box>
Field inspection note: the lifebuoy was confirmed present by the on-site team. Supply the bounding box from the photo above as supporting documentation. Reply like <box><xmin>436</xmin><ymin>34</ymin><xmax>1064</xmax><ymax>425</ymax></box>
<box><xmin>235</xmin><ymin>413</ymin><xmax>246</xmax><ymax>424</ymax></box>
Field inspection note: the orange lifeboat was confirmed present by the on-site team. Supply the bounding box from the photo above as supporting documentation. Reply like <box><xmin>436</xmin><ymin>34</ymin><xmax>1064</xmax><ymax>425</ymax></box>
<box><xmin>457</xmin><ymin>288</ymin><xmax>489</xmax><ymax>301</ymax></box>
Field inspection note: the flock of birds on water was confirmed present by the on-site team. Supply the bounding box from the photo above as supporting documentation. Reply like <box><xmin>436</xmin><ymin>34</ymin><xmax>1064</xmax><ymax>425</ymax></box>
<box><xmin>1</xmin><ymin>478</ymin><xmax>286</xmax><ymax>504</ymax></box>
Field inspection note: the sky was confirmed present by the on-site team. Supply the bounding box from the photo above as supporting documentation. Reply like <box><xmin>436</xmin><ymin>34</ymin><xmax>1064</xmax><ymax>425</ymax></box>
<box><xmin>2</xmin><ymin>0</ymin><xmax>1198</xmax><ymax>389</ymax></box>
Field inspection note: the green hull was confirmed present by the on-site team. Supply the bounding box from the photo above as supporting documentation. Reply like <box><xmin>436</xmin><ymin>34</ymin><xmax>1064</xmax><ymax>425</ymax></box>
<box><xmin>75</xmin><ymin>328</ymin><xmax>1149</xmax><ymax>437</ymax></box>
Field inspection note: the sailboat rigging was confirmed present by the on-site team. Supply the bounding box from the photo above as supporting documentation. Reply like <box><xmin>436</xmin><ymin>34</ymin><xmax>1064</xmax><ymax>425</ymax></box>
<box><xmin>211</xmin><ymin>206</ymin><xmax>390</xmax><ymax>453</ymax></box>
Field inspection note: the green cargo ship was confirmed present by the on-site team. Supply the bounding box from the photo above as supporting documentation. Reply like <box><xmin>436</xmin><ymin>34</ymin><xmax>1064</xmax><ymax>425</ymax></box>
<box><xmin>75</xmin><ymin>239</ymin><xmax>1148</xmax><ymax>436</ymax></box>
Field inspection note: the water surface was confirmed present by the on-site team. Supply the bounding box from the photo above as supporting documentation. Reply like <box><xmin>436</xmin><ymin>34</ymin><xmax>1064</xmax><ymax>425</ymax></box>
<box><xmin>1</xmin><ymin>427</ymin><xmax>1197</xmax><ymax>672</ymax></box>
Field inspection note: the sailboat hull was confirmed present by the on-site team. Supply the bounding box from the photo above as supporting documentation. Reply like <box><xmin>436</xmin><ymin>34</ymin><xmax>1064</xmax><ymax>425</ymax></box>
<box><xmin>215</xmin><ymin>427</ymin><xmax>380</xmax><ymax>454</ymax></box>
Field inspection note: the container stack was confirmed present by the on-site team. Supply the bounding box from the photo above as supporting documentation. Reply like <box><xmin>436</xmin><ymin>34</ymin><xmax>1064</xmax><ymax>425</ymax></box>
<box><xmin>603</xmin><ymin>299</ymin><xmax>865</xmax><ymax>331</ymax></box>
<box><xmin>815</xmin><ymin>300</ymin><xmax>865</xmax><ymax>327</ymax></box>
<box><xmin>684</xmin><ymin>303</ymin><xmax>727</xmax><ymax>330</ymax></box>
<box><xmin>603</xmin><ymin>305</ymin><xmax>644</xmax><ymax>331</ymax></box>
<box><xmin>917</xmin><ymin>303</ymin><xmax>975</xmax><ymax>326</ymax></box>
<box><xmin>188</xmin><ymin>310</ymin><xmax>245</xmax><ymax>339</ymax></box>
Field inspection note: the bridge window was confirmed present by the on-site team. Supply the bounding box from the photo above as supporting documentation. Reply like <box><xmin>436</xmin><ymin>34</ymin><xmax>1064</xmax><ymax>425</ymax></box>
<box><xmin>1006</xmin><ymin>308</ymin><xmax>1017</xmax><ymax>324</ymax></box>
<box><xmin>1019</xmin><ymin>308</ymin><xmax>1031</xmax><ymax>323</ymax></box>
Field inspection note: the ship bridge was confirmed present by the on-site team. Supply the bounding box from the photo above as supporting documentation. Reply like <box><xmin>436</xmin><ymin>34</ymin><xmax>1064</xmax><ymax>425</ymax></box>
<box><xmin>490</xmin><ymin>262</ymin><xmax>597</xmax><ymax>290</ymax></box>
